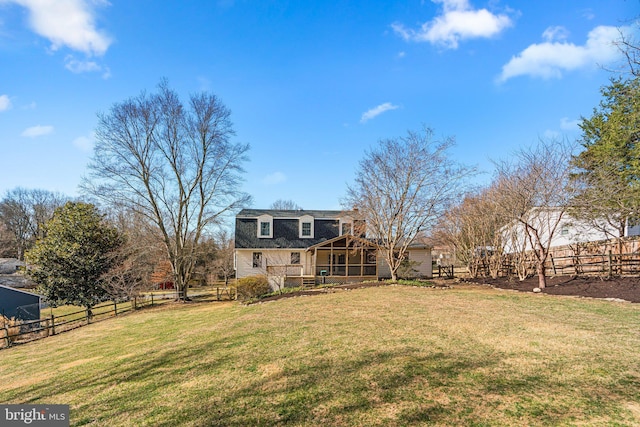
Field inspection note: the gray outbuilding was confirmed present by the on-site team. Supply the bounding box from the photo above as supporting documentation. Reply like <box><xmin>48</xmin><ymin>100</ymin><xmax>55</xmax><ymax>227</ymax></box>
<box><xmin>0</xmin><ymin>285</ymin><xmax>42</xmax><ymax>321</ymax></box>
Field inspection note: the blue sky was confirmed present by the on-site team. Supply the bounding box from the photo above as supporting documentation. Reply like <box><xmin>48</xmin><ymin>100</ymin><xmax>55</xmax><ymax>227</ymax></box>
<box><xmin>0</xmin><ymin>0</ymin><xmax>638</xmax><ymax>213</ymax></box>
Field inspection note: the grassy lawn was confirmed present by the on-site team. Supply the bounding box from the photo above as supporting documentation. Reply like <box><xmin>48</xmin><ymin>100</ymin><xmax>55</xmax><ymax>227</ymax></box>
<box><xmin>1</xmin><ymin>285</ymin><xmax>640</xmax><ymax>426</ymax></box>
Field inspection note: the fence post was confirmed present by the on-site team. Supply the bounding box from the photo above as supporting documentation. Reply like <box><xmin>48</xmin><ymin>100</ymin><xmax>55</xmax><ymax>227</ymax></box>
<box><xmin>151</xmin><ymin>294</ymin><xmax>154</xmax><ymax>306</ymax></box>
<box><xmin>86</xmin><ymin>308</ymin><xmax>91</xmax><ymax>324</ymax></box>
<box><xmin>608</xmin><ymin>250</ymin><xmax>613</xmax><ymax>278</ymax></box>
<box><xmin>550</xmin><ymin>254</ymin><xmax>557</xmax><ymax>275</ymax></box>
<box><xmin>217</xmin><ymin>287</ymin><xmax>220</xmax><ymax>301</ymax></box>
<box><xmin>114</xmin><ymin>301</ymin><xmax>118</xmax><ymax>316</ymax></box>
<box><xmin>50</xmin><ymin>314</ymin><xmax>55</xmax><ymax>336</ymax></box>
<box><xmin>2</xmin><ymin>325</ymin><xmax>9</xmax><ymax>348</ymax></box>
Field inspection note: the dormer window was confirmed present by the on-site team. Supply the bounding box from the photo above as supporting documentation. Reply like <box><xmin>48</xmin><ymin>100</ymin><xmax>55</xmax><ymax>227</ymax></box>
<box><xmin>340</xmin><ymin>216</ymin><xmax>353</xmax><ymax>235</ymax></box>
<box><xmin>299</xmin><ymin>215</ymin><xmax>314</xmax><ymax>238</ymax></box>
<box><xmin>341</xmin><ymin>222</ymin><xmax>352</xmax><ymax>235</ymax></box>
<box><xmin>257</xmin><ymin>214</ymin><xmax>273</xmax><ymax>238</ymax></box>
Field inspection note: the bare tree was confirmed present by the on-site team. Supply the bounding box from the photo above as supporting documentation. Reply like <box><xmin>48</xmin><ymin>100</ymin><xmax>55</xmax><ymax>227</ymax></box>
<box><xmin>613</xmin><ymin>23</ymin><xmax>640</xmax><ymax>77</ymax></box>
<box><xmin>212</xmin><ymin>229</ymin><xmax>235</xmax><ymax>285</ymax></box>
<box><xmin>493</xmin><ymin>139</ymin><xmax>576</xmax><ymax>289</ymax></box>
<box><xmin>0</xmin><ymin>188</ymin><xmax>67</xmax><ymax>260</ymax></box>
<box><xmin>343</xmin><ymin>127</ymin><xmax>473</xmax><ymax>281</ymax></box>
<box><xmin>270</xmin><ymin>199</ymin><xmax>302</xmax><ymax>210</ymax></box>
<box><xmin>432</xmin><ymin>187</ymin><xmax>505</xmax><ymax>278</ymax></box>
<box><xmin>83</xmin><ymin>80</ymin><xmax>251</xmax><ymax>301</ymax></box>
<box><xmin>102</xmin><ymin>208</ymin><xmax>164</xmax><ymax>301</ymax></box>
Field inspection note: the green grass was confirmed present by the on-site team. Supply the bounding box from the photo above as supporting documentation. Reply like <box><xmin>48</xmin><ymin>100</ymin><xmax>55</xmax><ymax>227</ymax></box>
<box><xmin>2</xmin><ymin>285</ymin><xmax>640</xmax><ymax>426</ymax></box>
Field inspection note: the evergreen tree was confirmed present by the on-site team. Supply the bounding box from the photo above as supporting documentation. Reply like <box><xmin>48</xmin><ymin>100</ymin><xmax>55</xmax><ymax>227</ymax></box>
<box><xmin>571</xmin><ymin>77</ymin><xmax>640</xmax><ymax>242</ymax></box>
<box><xmin>26</xmin><ymin>202</ymin><xmax>123</xmax><ymax>312</ymax></box>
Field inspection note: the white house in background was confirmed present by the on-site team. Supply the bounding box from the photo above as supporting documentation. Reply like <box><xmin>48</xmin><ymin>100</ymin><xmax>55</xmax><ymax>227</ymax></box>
<box><xmin>502</xmin><ymin>207</ymin><xmax>640</xmax><ymax>253</ymax></box>
<box><xmin>234</xmin><ymin>209</ymin><xmax>432</xmax><ymax>290</ymax></box>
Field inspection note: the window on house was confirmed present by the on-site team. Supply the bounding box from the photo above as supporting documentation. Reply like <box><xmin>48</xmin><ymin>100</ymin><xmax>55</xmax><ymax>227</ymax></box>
<box><xmin>301</xmin><ymin>222</ymin><xmax>312</xmax><ymax>237</ymax></box>
<box><xmin>291</xmin><ymin>252</ymin><xmax>301</xmax><ymax>265</ymax></box>
<box><xmin>252</xmin><ymin>252</ymin><xmax>262</xmax><ymax>268</ymax></box>
<box><xmin>561</xmin><ymin>225</ymin><xmax>569</xmax><ymax>236</ymax></box>
<box><xmin>260</xmin><ymin>221</ymin><xmax>270</xmax><ymax>237</ymax></box>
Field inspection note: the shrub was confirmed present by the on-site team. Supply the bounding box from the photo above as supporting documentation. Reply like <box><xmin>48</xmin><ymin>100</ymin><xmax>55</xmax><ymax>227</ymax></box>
<box><xmin>236</xmin><ymin>275</ymin><xmax>270</xmax><ymax>301</ymax></box>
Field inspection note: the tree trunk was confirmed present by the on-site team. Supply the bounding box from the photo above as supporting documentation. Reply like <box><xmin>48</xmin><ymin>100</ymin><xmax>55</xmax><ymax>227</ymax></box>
<box><xmin>536</xmin><ymin>262</ymin><xmax>547</xmax><ymax>289</ymax></box>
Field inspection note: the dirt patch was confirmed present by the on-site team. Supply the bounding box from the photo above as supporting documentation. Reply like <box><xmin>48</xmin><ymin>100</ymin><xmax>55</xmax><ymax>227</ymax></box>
<box><xmin>467</xmin><ymin>275</ymin><xmax>640</xmax><ymax>303</ymax></box>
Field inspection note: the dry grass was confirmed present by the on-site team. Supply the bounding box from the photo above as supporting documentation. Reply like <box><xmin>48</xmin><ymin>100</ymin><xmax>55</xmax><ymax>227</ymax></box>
<box><xmin>1</xmin><ymin>285</ymin><xmax>639</xmax><ymax>426</ymax></box>
<box><xmin>1</xmin><ymin>315</ymin><xmax>21</xmax><ymax>348</ymax></box>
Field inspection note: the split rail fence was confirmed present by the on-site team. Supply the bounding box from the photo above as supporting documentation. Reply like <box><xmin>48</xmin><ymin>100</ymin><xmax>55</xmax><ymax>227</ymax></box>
<box><xmin>1</xmin><ymin>296</ymin><xmax>156</xmax><ymax>349</ymax></box>
<box><xmin>465</xmin><ymin>251</ymin><xmax>640</xmax><ymax>279</ymax></box>
<box><xmin>1</xmin><ymin>286</ymin><xmax>237</xmax><ymax>349</ymax></box>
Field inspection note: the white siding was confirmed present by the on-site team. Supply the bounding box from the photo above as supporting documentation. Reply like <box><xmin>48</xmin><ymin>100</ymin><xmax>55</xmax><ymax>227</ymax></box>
<box><xmin>377</xmin><ymin>251</ymin><xmax>391</xmax><ymax>279</ymax></box>
<box><xmin>236</xmin><ymin>249</ymin><xmax>310</xmax><ymax>280</ymax></box>
<box><xmin>502</xmin><ymin>209</ymin><xmax>628</xmax><ymax>253</ymax></box>
<box><xmin>407</xmin><ymin>249</ymin><xmax>432</xmax><ymax>278</ymax></box>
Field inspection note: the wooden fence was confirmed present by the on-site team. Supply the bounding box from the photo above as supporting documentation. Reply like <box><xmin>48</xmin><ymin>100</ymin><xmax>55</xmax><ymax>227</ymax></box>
<box><xmin>1</xmin><ymin>297</ymin><xmax>155</xmax><ymax>349</ymax></box>
<box><xmin>547</xmin><ymin>252</ymin><xmax>640</xmax><ymax>277</ymax></box>
<box><xmin>459</xmin><ymin>251</ymin><xmax>640</xmax><ymax>279</ymax></box>
<box><xmin>1</xmin><ymin>286</ymin><xmax>238</xmax><ymax>349</ymax></box>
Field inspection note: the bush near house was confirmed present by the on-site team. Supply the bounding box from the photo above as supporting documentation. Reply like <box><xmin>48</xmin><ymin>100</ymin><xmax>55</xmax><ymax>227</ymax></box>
<box><xmin>236</xmin><ymin>275</ymin><xmax>270</xmax><ymax>301</ymax></box>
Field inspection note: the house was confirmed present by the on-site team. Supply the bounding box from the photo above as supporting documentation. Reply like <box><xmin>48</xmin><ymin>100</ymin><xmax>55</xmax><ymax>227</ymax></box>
<box><xmin>234</xmin><ymin>209</ymin><xmax>432</xmax><ymax>290</ymax></box>
<box><xmin>0</xmin><ymin>258</ymin><xmax>34</xmax><ymax>289</ymax></box>
<box><xmin>502</xmin><ymin>208</ymin><xmax>640</xmax><ymax>254</ymax></box>
<box><xmin>0</xmin><ymin>285</ymin><xmax>42</xmax><ymax>321</ymax></box>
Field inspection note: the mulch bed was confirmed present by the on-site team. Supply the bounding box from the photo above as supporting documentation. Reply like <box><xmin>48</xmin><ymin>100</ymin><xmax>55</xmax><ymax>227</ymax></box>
<box><xmin>467</xmin><ymin>275</ymin><xmax>640</xmax><ymax>303</ymax></box>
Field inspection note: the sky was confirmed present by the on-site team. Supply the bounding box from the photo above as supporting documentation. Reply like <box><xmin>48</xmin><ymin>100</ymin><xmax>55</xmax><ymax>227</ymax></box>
<box><xmin>0</xmin><ymin>0</ymin><xmax>638</xmax><ymax>214</ymax></box>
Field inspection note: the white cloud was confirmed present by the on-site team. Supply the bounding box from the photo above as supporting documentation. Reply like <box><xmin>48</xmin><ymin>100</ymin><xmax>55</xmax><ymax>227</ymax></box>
<box><xmin>65</xmin><ymin>55</ymin><xmax>100</xmax><ymax>72</ymax></box>
<box><xmin>542</xmin><ymin>26</ymin><xmax>569</xmax><ymax>42</ymax></box>
<box><xmin>72</xmin><ymin>134</ymin><xmax>94</xmax><ymax>151</ymax></box>
<box><xmin>21</xmin><ymin>125</ymin><xmax>54</xmax><ymax>138</ymax></box>
<box><xmin>560</xmin><ymin>117</ymin><xmax>580</xmax><ymax>131</ymax></box>
<box><xmin>360</xmin><ymin>102</ymin><xmax>399</xmax><ymax>124</ymax></box>
<box><xmin>262</xmin><ymin>172</ymin><xmax>286</xmax><ymax>186</ymax></box>
<box><xmin>498</xmin><ymin>25</ymin><xmax>625</xmax><ymax>82</ymax></box>
<box><xmin>582</xmin><ymin>9</ymin><xmax>595</xmax><ymax>21</ymax></box>
<box><xmin>5</xmin><ymin>0</ymin><xmax>111</xmax><ymax>56</ymax></box>
<box><xmin>0</xmin><ymin>95</ymin><xmax>11</xmax><ymax>111</ymax></box>
<box><xmin>64</xmin><ymin>55</ymin><xmax>110</xmax><ymax>77</ymax></box>
<box><xmin>392</xmin><ymin>0</ymin><xmax>513</xmax><ymax>49</ymax></box>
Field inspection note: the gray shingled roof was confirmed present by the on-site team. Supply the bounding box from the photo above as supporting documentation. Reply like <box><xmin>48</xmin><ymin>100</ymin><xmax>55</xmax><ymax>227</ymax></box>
<box><xmin>236</xmin><ymin>209</ymin><xmax>353</xmax><ymax>219</ymax></box>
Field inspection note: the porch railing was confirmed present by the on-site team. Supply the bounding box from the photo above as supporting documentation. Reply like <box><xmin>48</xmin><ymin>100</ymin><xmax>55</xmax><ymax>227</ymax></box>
<box><xmin>315</xmin><ymin>264</ymin><xmax>376</xmax><ymax>277</ymax></box>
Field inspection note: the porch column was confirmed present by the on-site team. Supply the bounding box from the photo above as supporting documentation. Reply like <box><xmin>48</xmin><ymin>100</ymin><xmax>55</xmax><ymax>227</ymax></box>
<box><xmin>345</xmin><ymin>239</ymin><xmax>350</xmax><ymax>277</ymax></box>
<box><xmin>330</xmin><ymin>244</ymin><xmax>334</xmax><ymax>275</ymax></box>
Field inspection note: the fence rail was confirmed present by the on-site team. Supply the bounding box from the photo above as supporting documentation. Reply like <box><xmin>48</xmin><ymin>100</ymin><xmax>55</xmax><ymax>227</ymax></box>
<box><xmin>457</xmin><ymin>249</ymin><xmax>640</xmax><ymax>280</ymax></box>
<box><xmin>1</xmin><ymin>296</ymin><xmax>155</xmax><ymax>349</ymax></box>
<box><xmin>548</xmin><ymin>252</ymin><xmax>640</xmax><ymax>276</ymax></box>
<box><xmin>1</xmin><ymin>286</ymin><xmax>237</xmax><ymax>349</ymax></box>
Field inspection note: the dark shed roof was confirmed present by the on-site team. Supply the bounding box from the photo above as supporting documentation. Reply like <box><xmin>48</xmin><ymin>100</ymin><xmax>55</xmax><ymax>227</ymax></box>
<box><xmin>0</xmin><ymin>285</ymin><xmax>42</xmax><ymax>321</ymax></box>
